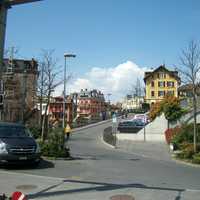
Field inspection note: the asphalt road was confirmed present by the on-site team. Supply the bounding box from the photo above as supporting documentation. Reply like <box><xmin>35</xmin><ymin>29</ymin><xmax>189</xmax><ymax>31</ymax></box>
<box><xmin>0</xmin><ymin>121</ymin><xmax>200</xmax><ymax>200</ymax></box>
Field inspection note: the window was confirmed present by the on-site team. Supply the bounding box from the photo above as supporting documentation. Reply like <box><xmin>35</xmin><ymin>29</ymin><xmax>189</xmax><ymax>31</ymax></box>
<box><xmin>158</xmin><ymin>81</ymin><xmax>165</xmax><ymax>87</ymax></box>
<box><xmin>158</xmin><ymin>91</ymin><xmax>165</xmax><ymax>97</ymax></box>
<box><xmin>167</xmin><ymin>81</ymin><xmax>174</xmax><ymax>87</ymax></box>
<box><xmin>167</xmin><ymin>90</ymin><xmax>174</xmax><ymax>96</ymax></box>
<box><xmin>151</xmin><ymin>81</ymin><xmax>154</xmax><ymax>87</ymax></box>
<box><xmin>151</xmin><ymin>91</ymin><xmax>155</xmax><ymax>97</ymax></box>
<box><xmin>157</xmin><ymin>73</ymin><xmax>166</xmax><ymax>79</ymax></box>
<box><xmin>160</xmin><ymin>73</ymin><xmax>166</xmax><ymax>78</ymax></box>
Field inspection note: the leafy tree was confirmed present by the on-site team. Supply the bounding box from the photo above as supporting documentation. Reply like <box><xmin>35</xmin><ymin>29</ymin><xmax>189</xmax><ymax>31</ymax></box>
<box><xmin>161</xmin><ymin>96</ymin><xmax>185</xmax><ymax>122</ymax></box>
<box><xmin>149</xmin><ymin>101</ymin><xmax>162</xmax><ymax>121</ymax></box>
<box><xmin>149</xmin><ymin>96</ymin><xmax>185</xmax><ymax>122</ymax></box>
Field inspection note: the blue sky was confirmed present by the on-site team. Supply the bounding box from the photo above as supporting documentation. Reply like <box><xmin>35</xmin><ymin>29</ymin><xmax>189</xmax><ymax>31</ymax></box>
<box><xmin>5</xmin><ymin>0</ymin><xmax>200</xmax><ymax>101</ymax></box>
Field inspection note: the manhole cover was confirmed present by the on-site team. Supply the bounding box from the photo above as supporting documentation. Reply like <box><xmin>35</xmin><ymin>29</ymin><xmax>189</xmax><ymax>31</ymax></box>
<box><xmin>110</xmin><ymin>194</ymin><xmax>135</xmax><ymax>200</ymax></box>
<box><xmin>16</xmin><ymin>185</ymin><xmax>37</xmax><ymax>190</ymax></box>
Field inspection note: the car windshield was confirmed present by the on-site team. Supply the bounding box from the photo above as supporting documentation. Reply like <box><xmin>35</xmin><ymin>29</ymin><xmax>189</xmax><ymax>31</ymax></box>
<box><xmin>0</xmin><ymin>126</ymin><xmax>31</xmax><ymax>138</ymax></box>
<box><xmin>134</xmin><ymin>119</ymin><xmax>145</xmax><ymax>126</ymax></box>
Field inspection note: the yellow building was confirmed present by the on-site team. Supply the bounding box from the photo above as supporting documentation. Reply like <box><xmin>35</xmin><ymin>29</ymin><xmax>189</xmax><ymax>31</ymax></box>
<box><xmin>144</xmin><ymin>65</ymin><xmax>181</xmax><ymax>105</ymax></box>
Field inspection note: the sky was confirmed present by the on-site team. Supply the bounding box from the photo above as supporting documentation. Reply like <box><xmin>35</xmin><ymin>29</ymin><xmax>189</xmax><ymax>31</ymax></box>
<box><xmin>5</xmin><ymin>0</ymin><xmax>200</xmax><ymax>102</ymax></box>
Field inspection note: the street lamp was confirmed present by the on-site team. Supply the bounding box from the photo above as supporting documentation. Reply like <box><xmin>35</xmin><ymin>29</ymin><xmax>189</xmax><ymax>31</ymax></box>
<box><xmin>63</xmin><ymin>53</ymin><xmax>76</xmax><ymax>129</ymax></box>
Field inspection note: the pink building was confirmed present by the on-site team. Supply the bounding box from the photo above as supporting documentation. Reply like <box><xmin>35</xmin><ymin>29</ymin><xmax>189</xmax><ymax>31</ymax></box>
<box><xmin>77</xmin><ymin>89</ymin><xmax>106</xmax><ymax>120</ymax></box>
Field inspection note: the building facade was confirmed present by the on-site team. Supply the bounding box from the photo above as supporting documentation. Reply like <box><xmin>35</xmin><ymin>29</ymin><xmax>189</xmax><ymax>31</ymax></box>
<box><xmin>122</xmin><ymin>95</ymin><xmax>144</xmax><ymax>111</ymax></box>
<box><xmin>144</xmin><ymin>65</ymin><xmax>180</xmax><ymax>105</ymax></box>
<box><xmin>0</xmin><ymin>58</ymin><xmax>38</xmax><ymax>122</ymax></box>
<box><xmin>77</xmin><ymin>89</ymin><xmax>106</xmax><ymax>121</ymax></box>
<box><xmin>48</xmin><ymin>96</ymin><xmax>73</xmax><ymax>126</ymax></box>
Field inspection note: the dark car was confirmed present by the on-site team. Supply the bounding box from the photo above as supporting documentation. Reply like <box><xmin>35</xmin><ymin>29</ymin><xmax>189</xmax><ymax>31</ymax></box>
<box><xmin>0</xmin><ymin>122</ymin><xmax>41</xmax><ymax>165</ymax></box>
<box><xmin>117</xmin><ymin>120</ymin><xmax>144</xmax><ymax>133</ymax></box>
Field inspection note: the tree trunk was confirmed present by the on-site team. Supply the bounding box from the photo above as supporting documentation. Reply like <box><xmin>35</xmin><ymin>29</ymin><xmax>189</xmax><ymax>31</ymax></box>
<box><xmin>41</xmin><ymin>112</ymin><xmax>45</xmax><ymax>142</ymax></box>
<box><xmin>41</xmin><ymin>91</ymin><xmax>51</xmax><ymax>142</ymax></box>
<box><xmin>193</xmin><ymin>90</ymin><xmax>197</xmax><ymax>153</ymax></box>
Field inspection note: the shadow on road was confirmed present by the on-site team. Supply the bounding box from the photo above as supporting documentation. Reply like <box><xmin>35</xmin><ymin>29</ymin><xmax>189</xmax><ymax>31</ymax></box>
<box><xmin>1</xmin><ymin>158</ymin><xmax>54</xmax><ymax>170</ymax></box>
<box><xmin>28</xmin><ymin>179</ymin><xmax>185</xmax><ymax>199</ymax></box>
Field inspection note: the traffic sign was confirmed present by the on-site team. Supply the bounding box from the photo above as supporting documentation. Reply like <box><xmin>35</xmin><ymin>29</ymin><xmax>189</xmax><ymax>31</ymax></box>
<box><xmin>11</xmin><ymin>191</ymin><xmax>27</xmax><ymax>200</ymax></box>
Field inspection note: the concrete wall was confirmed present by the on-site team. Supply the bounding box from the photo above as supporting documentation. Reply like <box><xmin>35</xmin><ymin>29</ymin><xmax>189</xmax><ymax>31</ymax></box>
<box><xmin>117</xmin><ymin>113</ymin><xmax>167</xmax><ymax>142</ymax></box>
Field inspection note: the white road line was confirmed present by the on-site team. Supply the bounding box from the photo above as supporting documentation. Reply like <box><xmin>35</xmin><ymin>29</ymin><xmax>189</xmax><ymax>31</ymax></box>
<box><xmin>185</xmin><ymin>189</ymin><xmax>200</xmax><ymax>192</ymax></box>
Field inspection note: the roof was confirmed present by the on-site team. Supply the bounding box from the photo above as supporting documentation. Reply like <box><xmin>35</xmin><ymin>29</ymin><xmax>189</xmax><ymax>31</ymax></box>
<box><xmin>3</xmin><ymin>58</ymin><xmax>38</xmax><ymax>74</ymax></box>
<box><xmin>144</xmin><ymin>65</ymin><xmax>180</xmax><ymax>83</ymax></box>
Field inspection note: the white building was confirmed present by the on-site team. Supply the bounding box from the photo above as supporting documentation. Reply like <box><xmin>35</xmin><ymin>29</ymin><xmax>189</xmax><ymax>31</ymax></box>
<box><xmin>122</xmin><ymin>95</ymin><xmax>144</xmax><ymax>111</ymax></box>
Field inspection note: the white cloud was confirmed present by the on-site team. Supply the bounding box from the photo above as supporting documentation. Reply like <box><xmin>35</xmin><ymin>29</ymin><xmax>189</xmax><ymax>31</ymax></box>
<box><xmin>54</xmin><ymin>60</ymin><xmax>147</xmax><ymax>102</ymax></box>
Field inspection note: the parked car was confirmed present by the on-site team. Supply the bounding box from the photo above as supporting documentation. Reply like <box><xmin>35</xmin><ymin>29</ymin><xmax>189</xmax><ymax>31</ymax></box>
<box><xmin>117</xmin><ymin>120</ymin><xmax>144</xmax><ymax>133</ymax></box>
<box><xmin>133</xmin><ymin>113</ymin><xmax>150</xmax><ymax>124</ymax></box>
<box><xmin>0</xmin><ymin>122</ymin><xmax>41</xmax><ymax>165</ymax></box>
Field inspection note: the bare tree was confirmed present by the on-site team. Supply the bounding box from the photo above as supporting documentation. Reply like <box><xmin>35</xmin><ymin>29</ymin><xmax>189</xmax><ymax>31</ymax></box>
<box><xmin>178</xmin><ymin>40</ymin><xmax>200</xmax><ymax>153</ymax></box>
<box><xmin>131</xmin><ymin>78</ymin><xmax>143</xmax><ymax>97</ymax></box>
<box><xmin>37</xmin><ymin>50</ymin><xmax>62</xmax><ymax>142</ymax></box>
<box><xmin>4</xmin><ymin>46</ymin><xmax>19</xmax><ymax>58</ymax></box>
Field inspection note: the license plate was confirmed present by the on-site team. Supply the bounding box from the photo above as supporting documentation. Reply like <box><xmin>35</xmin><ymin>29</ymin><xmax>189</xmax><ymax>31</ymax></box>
<box><xmin>19</xmin><ymin>157</ymin><xmax>27</xmax><ymax>160</ymax></box>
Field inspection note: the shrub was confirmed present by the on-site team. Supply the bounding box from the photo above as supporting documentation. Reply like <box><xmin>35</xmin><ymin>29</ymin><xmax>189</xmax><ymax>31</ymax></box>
<box><xmin>165</xmin><ymin>126</ymin><xmax>181</xmax><ymax>144</ymax></box>
<box><xmin>39</xmin><ymin>128</ymin><xmax>68</xmax><ymax>158</ymax></box>
<box><xmin>29</xmin><ymin>126</ymin><xmax>41</xmax><ymax>139</ymax></box>
<box><xmin>182</xmin><ymin>143</ymin><xmax>195</xmax><ymax>159</ymax></box>
<box><xmin>171</xmin><ymin>124</ymin><xmax>194</xmax><ymax>148</ymax></box>
<box><xmin>193</xmin><ymin>153</ymin><xmax>200</xmax><ymax>164</ymax></box>
<box><xmin>176</xmin><ymin>142</ymin><xmax>200</xmax><ymax>161</ymax></box>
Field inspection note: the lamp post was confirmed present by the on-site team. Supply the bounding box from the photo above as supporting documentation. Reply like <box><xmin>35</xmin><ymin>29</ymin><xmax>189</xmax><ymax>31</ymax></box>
<box><xmin>62</xmin><ymin>53</ymin><xmax>76</xmax><ymax>129</ymax></box>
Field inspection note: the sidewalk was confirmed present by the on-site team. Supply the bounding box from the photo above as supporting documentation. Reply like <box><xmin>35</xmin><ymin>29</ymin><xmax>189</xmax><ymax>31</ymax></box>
<box><xmin>117</xmin><ymin>140</ymin><xmax>172</xmax><ymax>162</ymax></box>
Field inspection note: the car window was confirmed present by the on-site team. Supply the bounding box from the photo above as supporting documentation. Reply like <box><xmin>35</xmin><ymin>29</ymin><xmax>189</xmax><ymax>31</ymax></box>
<box><xmin>0</xmin><ymin>126</ymin><xmax>31</xmax><ymax>137</ymax></box>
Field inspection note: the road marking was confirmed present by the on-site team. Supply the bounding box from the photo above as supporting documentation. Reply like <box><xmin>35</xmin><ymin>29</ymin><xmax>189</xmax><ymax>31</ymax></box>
<box><xmin>185</xmin><ymin>189</ymin><xmax>200</xmax><ymax>192</ymax></box>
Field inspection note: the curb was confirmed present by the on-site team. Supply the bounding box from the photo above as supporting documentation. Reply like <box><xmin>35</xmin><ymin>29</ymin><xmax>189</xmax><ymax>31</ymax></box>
<box><xmin>72</xmin><ymin>119</ymin><xmax>112</xmax><ymax>133</ymax></box>
<box><xmin>101</xmin><ymin>136</ymin><xmax>115</xmax><ymax>149</ymax></box>
<box><xmin>171</xmin><ymin>155</ymin><xmax>200</xmax><ymax>168</ymax></box>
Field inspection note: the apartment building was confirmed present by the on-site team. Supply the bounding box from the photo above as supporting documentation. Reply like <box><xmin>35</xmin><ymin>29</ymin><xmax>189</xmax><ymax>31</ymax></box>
<box><xmin>0</xmin><ymin>58</ymin><xmax>38</xmax><ymax>122</ymax></box>
<box><xmin>144</xmin><ymin>65</ymin><xmax>181</xmax><ymax>105</ymax></box>
<box><xmin>77</xmin><ymin>89</ymin><xmax>106</xmax><ymax>120</ymax></box>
